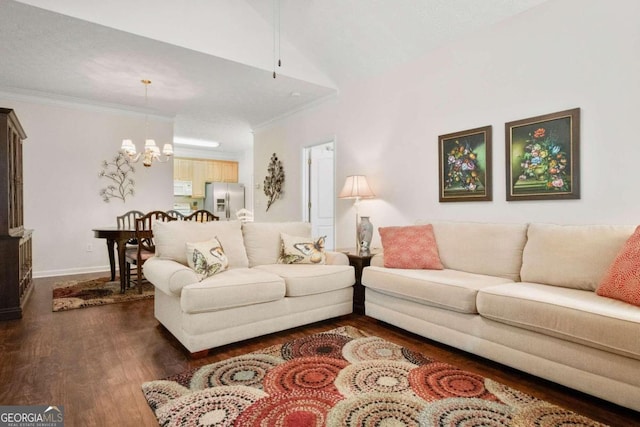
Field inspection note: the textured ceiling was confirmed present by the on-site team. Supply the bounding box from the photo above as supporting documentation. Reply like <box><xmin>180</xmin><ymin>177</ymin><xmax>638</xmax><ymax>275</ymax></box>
<box><xmin>0</xmin><ymin>0</ymin><xmax>548</xmax><ymax>153</ymax></box>
<box><xmin>245</xmin><ymin>0</ymin><xmax>550</xmax><ymax>86</ymax></box>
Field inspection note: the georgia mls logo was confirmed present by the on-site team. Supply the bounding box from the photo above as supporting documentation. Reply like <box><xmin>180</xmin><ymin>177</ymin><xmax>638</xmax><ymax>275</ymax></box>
<box><xmin>0</xmin><ymin>405</ymin><xmax>64</xmax><ymax>426</ymax></box>
<box><xmin>44</xmin><ymin>406</ymin><xmax>63</xmax><ymax>419</ymax></box>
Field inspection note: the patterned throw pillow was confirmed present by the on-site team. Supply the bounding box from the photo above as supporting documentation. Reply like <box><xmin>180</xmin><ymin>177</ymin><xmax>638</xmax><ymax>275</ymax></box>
<box><xmin>278</xmin><ymin>233</ymin><xmax>326</xmax><ymax>264</ymax></box>
<box><xmin>379</xmin><ymin>224</ymin><xmax>443</xmax><ymax>269</ymax></box>
<box><xmin>596</xmin><ymin>226</ymin><xmax>640</xmax><ymax>306</ymax></box>
<box><xmin>186</xmin><ymin>237</ymin><xmax>229</xmax><ymax>280</ymax></box>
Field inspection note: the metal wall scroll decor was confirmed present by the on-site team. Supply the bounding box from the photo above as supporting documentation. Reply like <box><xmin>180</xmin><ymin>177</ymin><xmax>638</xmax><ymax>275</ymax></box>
<box><xmin>263</xmin><ymin>153</ymin><xmax>285</xmax><ymax>211</ymax></box>
<box><xmin>99</xmin><ymin>152</ymin><xmax>136</xmax><ymax>202</ymax></box>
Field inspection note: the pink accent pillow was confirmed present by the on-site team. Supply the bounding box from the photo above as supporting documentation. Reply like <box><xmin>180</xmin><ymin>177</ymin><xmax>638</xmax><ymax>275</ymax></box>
<box><xmin>596</xmin><ymin>225</ymin><xmax>640</xmax><ymax>306</ymax></box>
<box><xmin>379</xmin><ymin>224</ymin><xmax>443</xmax><ymax>270</ymax></box>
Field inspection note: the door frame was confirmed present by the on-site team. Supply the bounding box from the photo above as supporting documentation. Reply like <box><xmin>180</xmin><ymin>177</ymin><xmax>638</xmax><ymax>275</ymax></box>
<box><xmin>302</xmin><ymin>139</ymin><xmax>336</xmax><ymax>248</ymax></box>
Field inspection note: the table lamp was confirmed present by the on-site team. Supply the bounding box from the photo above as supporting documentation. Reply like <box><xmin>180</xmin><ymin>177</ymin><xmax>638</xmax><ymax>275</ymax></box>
<box><xmin>338</xmin><ymin>175</ymin><xmax>375</xmax><ymax>252</ymax></box>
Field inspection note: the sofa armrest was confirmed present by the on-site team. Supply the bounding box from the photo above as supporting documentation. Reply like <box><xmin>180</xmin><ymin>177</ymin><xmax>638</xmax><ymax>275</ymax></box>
<box><xmin>143</xmin><ymin>257</ymin><xmax>200</xmax><ymax>296</ymax></box>
<box><xmin>325</xmin><ymin>251</ymin><xmax>349</xmax><ymax>265</ymax></box>
<box><xmin>370</xmin><ymin>253</ymin><xmax>384</xmax><ymax>267</ymax></box>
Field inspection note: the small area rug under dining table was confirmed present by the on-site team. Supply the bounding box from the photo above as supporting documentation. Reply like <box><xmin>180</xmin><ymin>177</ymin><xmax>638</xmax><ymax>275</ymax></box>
<box><xmin>52</xmin><ymin>276</ymin><xmax>154</xmax><ymax>312</ymax></box>
<box><xmin>141</xmin><ymin>325</ymin><xmax>606</xmax><ymax>426</ymax></box>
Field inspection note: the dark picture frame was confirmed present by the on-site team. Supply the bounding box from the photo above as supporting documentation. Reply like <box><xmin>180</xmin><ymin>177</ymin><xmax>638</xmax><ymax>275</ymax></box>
<box><xmin>505</xmin><ymin>108</ymin><xmax>580</xmax><ymax>201</ymax></box>
<box><xmin>438</xmin><ymin>125</ymin><xmax>492</xmax><ymax>202</ymax></box>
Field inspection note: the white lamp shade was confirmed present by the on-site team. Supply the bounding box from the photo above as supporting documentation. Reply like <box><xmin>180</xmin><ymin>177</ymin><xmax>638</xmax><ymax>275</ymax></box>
<box><xmin>162</xmin><ymin>144</ymin><xmax>174</xmax><ymax>155</ymax></box>
<box><xmin>121</xmin><ymin>139</ymin><xmax>136</xmax><ymax>154</ymax></box>
<box><xmin>338</xmin><ymin>175</ymin><xmax>375</xmax><ymax>199</ymax></box>
<box><xmin>145</xmin><ymin>139</ymin><xmax>157</xmax><ymax>148</ymax></box>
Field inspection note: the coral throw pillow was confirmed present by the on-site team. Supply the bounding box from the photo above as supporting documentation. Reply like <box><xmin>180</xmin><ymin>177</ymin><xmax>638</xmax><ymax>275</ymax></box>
<box><xmin>596</xmin><ymin>225</ymin><xmax>640</xmax><ymax>306</ymax></box>
<box><xmin>379</xmin><ymin>224</ymin><xmax>443</xmax><ymax>270</ymax></box>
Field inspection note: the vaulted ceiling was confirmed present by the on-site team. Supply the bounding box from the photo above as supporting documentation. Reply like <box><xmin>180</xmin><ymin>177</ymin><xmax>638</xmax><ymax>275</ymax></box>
<box><xmin>0</xmin><ymin>0</ymin><xmax>548</xmax><ymax>152</ymax></box>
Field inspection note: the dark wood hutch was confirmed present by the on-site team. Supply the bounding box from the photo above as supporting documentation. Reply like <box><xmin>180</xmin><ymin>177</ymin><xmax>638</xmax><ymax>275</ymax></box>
<box><xmin>0</xmin><ymin>108</ymin><xmax>33</xmax><ymax>320</ymax></box>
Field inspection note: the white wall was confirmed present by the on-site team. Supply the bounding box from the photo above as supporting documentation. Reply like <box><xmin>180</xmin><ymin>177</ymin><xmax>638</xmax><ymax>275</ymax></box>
<box><xmin>253</xmin><ymin>0</ymin><xmax>640</xmax><ymax>250</ymax></box>
<box><xmin>253</xmin><ymin>97</ymin><xmax>339</xmax><ymax>222</ymax></box>
<box><xmin>0</xmin><ymin>95</ymin><xmax>174</xmax><ymax>277</ymax></box>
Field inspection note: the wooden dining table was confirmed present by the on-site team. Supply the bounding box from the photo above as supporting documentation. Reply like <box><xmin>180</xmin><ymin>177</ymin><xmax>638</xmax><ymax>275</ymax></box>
<box><xmin>92</xmin><ymin>226</ymin><xmax>136</xmax><ymax>293</ymax></box>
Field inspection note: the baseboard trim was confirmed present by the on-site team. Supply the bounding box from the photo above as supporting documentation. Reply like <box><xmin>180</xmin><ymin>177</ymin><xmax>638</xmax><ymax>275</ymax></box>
<box><xmin>34</xmin><ymin>266</ymin><xmax>111</xmax><ymax>279</ymax></box>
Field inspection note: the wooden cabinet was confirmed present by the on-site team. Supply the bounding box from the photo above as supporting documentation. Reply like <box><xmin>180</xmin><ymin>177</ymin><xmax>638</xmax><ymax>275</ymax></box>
<box><xmin>173</xmin><ymin>158</ymin><xmax>193</xmax><ymax>181</ymax></box>
<box><xmin>204</xmin><ymin>160</ymin><xmax>222</xmax><ymax>182</ymax></box>
<box><xmin>221</xmin><ymin>161</ymin><xmax>238</xmax><ymax>183</ymax></box>
<box><xmin>204</xmin><ymin>160</ymin><xmax>238</xmax><ymax>183</ymax></box>
<box><xmin>0</xmin><ymin>108</ymin><xmax>33</xmax><ymax>321</ymax></box>
<box><xmin>174</xmin><ymin>158</ymin><xmax>239</xmax><ymax>198</ymax></box>
<box><xmin>191</xmin><ymin>160</ymin><xmax>206</xmax><ymax>198</ymax></box>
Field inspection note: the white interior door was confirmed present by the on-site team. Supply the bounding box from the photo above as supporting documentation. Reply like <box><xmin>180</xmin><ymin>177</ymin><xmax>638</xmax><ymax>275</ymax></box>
<box><xmin>305</xmin><ymin>142</ymin><xmax>335</xmax><ymax>249</ymax></box>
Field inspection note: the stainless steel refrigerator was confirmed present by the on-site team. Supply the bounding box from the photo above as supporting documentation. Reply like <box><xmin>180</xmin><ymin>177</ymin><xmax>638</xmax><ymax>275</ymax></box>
<box><xmin>204</xmin><ymin>183</ymin><xmax>245</xmax><ymax>220</ymax></box>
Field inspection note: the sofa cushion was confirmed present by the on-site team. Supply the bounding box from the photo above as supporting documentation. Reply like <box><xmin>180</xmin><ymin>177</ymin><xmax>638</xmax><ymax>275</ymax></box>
<box><xmin>254</xmin><ymin>264</ymin><xmax>354</xmax><ymax>297</ymax></box>
<box><xmin>278</xmin><ymin>233</ymin><xmax>326</xmax><ymax>264</ymax></box>
<box><xmin>418</xmin><ymin>221</ymin><xmax>528</xmax><ymax>281</ymax></box>
<box><xmin>242</xmin><ymin>222</ymin><xmax>311</xmax><ymax>267</ymax></box>
<box><xmin>378</xmin><ymin>224</ymin><xmax>443</xmax><ymax>269</ymax></box>
<box><xmin>362</xmin><ymin>266</ymin><xmax>514</xmax><ymax>314</ymax></box>
<box><xmin>180</xmin><ymin>268</ymin><xmax>285</xmax><ymax>314</ymax></box>
<box><xmin>596</xmin><ymin>225</ymin><xmax>640</xmax><ymax>306</ymax></box>
<box><xmin>521</xmin><ymin>223</ymin><xmax>635</xmax><ymax>290</ymax></box>
<box><xmin>477</xmin><ymin>282</ymin><xmax>640</xmax><ymax>360</ymax></box>
<box><xmin>186</xmin><ymin>237</ymin><xmax>229</xmax><ymax>280</ymax></box>
<box><xmin>154</xmin><ymin>220</ymin><xmax>249</xmax><ymax>268</ymax></box>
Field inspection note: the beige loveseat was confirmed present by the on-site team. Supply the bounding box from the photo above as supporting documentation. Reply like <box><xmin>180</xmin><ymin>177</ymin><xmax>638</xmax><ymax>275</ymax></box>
<box><xmin>362</xmin><ymin>221</ymin><xmax>640</xmax><ymax>411</ymax></box>
<box><xmin>143</xmin><ymin>221</ymin><xmax>354</xmax><ymax>356</ymax></box>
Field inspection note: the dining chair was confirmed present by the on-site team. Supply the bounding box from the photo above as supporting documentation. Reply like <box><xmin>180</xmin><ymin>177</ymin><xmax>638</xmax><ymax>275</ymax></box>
<box><xmin>165</xmin><ymin>209</ymin><xmax>186</xmax><ymax>220</ymax></box>
<box><xmin>235</xmin><ymin>208</ymin><xmax>254</xmax><ymax>223</ymax></box>
<box><xmin>184</xmin><ymin>209</ymin><xmax>219</xmax><ymax>222</ymax></box>
<box><xmin>116</xmin><ymin>210</ymin><xmax>144</xmax><ymax>286</ymax></box>
<box><xmin>116</xmin><ymin>210</ymin><xmax>144</xmax><ymax>230</ymax></box>
<box><xmin>126</xmin><ymin>210</ymin><xmax>177</xmax><ymax>293</ymax></box>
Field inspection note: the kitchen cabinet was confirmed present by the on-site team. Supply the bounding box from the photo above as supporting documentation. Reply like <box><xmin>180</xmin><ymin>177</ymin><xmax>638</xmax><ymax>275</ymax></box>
<box><xmin>221</xmin><ymin>161</ymin><xmax>238</xmax><ymax>183</ymax></box>
<box><xmin>205</xmin><ymin>161</ymin><xmax>222</xmax><ymax>182</ymax></box>
<box><xmin>173</xmin><ymin>158</ymin><xmax>193</xmax><ymax>181</ymax></box>
<box><xmin>174</xmin><ymin>158</ymin><xmax>239</xmax><ymax>198</ymax></box>
<box><xmin>204</xmin><ymin>160</ymin><xmax>237</xmax><ymax>183</ymax></box>
<box><xmin>191</xmin><ymin>160</ymin><xmax>206</xmax><ymax>198</ymax></box>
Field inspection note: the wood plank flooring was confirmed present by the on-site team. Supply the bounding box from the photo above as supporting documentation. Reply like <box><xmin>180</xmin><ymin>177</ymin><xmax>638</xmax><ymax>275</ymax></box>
<box><xmin>0</xmin><ymin>273</ymin><xmax>638</xmax><ymax>426</ymax></box>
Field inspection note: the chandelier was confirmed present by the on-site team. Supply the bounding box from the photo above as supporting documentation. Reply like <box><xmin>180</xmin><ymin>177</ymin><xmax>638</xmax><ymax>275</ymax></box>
<box><xmin>120</xmin><ymin>79</ymin><xmax>173</xmax><ymax>167</ymax></box>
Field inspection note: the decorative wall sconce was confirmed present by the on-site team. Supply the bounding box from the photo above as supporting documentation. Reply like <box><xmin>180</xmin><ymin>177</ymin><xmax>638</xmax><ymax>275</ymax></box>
<box><xmin>264</xmin><ymin>153</ymin><xmax>285</xmax><ymax>211</ymax></box>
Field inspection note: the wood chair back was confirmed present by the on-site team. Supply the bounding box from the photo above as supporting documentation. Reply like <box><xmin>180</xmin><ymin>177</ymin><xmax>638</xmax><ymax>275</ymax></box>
<box><xmin>135</xmin><ymin>210</ymin><xmax>177</xmax><ymax>253</ymax></box>
<box><xmin>184</xmin><ymin>209</ymin><xmax>219</xmax><ymax>222</ymax></box>
<box><xmin>117</xmin><ymin>210</ymin><xmax>144</xmax><ymax>229</ymax></box>
<box><xmin>116</xmin><ymin>210</ymin><xmax>144</xmax><ymax>245</ymax></box>
<box><xmin>129</xmin><ymin>210</ymin><xmax>177</xmax><ymax>293</ymax></box>
<box><xmin>165</xmin><ymin>210</ymin><xmax>185</xmax><ymax>220</ymax></box>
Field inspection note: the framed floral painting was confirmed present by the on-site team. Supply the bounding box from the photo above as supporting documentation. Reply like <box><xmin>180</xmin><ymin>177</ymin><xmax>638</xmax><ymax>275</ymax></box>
<box><xmin>438</xmin><ymin>125</ymin><xmax>492</xmax><ymax>202</ymax></box>
<box><xmin>505</xmin><ymin>108</ymin><xmax>580</xmax><ymax>201</ymax></box>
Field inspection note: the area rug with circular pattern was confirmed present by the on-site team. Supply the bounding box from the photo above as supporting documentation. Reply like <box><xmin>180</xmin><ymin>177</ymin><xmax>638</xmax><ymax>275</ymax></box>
<box><xmin>52</xmin><ymin>276</ymin><xmax>154</xmax><ymax>312</ymax></box>
<box><xmin>141</xmin><ymin>326</ymin><xmax>607</xmax><ymax>426</ymax></box>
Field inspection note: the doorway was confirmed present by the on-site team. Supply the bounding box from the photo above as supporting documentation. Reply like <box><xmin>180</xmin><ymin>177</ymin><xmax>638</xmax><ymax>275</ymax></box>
<box><xmin>303</xmin><ymin>141</ymin><xmax>335</xmax><ymax>249</ymax></box>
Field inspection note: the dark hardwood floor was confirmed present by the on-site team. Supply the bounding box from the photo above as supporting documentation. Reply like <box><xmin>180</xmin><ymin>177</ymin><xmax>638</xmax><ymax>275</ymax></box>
<box><xmin>0</xmin><ymin>273</ymin><xmax>638</xmax><ymax>427</ymax></box>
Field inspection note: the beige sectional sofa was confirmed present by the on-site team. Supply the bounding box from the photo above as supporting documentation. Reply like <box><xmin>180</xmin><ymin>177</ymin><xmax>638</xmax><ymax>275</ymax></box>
<box><xmin>362</xmin><ymin>221</ymin><xmax>640</xmax><ymax>411</ymax></box>
<box><xmin>143</xmin><ymin>221</ymin><xmax>354</xmax><ymax>355</ymax></box>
